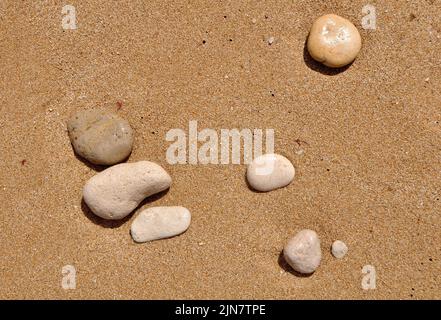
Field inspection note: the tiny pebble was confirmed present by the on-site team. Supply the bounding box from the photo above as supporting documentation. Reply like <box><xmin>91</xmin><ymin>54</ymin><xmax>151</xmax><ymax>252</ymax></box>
<box><xmin>67</xmin><ymin>109</ymin><xmax>134</xmax><ymax>165</ymax></box>
<box><xmin>247</xmin><ymin>153</ymin><xmax>295</xmax><ymax>192</ymax></box>
<box><xmin>130</xmin><ymin>206</ymin><xmax>191</xmax><ymax>243</ymax></box>
<box><xmin>283</xmin><ymin>229</ymin><xmax>321</xmax><ymax>274</ymax></box>
<box><xmin>307</xmin><ymin>14</ymin><xmax>362</xmax><ymax>68</ymax></box>
<box><xmin>331</xmin><ymin>240</ymin><xmax>348</xmax><ymax>259</ymax></box>
<box><xmin>252</xmin><ymin>18</ymin><xmax>257</xmax><ymax>24</ymax></box>
<box><xmin>267</xmin><ymin>36</ymin><xmax>275</xmax><ymax>45</ymax></box>
<box><xmin>83</xmin><ymin>161</ymin><xmax>172</xmax><ymax>220</ymax></box>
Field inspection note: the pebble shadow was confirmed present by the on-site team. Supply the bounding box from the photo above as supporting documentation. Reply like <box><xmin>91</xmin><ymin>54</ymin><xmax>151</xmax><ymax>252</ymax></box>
<box><xmin>81</xmin><ymin>188</ymin><xmax>170</xmax><ymax>229</ymax></box>
<box><xmin>303</xmin><ymin>37</ymin><xmax>352</xmax><ymax>76</ymax></box>
<box><xmin>277</xmin><ymin>251</ymin><xmax>314</xmax><ymax>278</ymax></box>
<box><xmin>74</xmin><ymin>152</ymin><xmax>106</xmax><ymax>172</ymax></box>
<box><xmin>73</xmin><ymin>151</ymin><xmax>133</xmax><ymax>173</ymax></box>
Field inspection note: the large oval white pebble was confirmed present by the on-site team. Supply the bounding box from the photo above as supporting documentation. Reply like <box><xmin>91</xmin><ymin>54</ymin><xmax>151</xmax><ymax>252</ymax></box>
<box><xmin>83</xmin><ymin>161</ymin><xmax>171</xmax><ymax>220</ymax></box>
<box><xmin>331</xmin><ymin>240</ymin><xmax>348</xmax><ymax>259</ymax></box>
<box><xmin>246</xmin><ymin>154</ymin><xmax>295</xmax><ymax>192</ymax></box>
<box><xmin>130</xmin><ymin>206</ymin><xmax>191</xmax><ymax>243</ymax></box>
<box><xmin>283</xmin><ymin>229</ymin><xmax>321</xmax><ymax>274</ymax></box>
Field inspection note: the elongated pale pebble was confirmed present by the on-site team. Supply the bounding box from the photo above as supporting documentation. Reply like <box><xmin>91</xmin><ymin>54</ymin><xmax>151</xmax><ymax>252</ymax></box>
<box><xmin>283</xmin><ymin>229</ymin><xmax>321</xmax><ymax>274</ymax></box>
<box><xmin>307</xmin><ymin>14</ymin><xmax>362</xmax><ymax>68</ymax></box>
<box><xmin>67</xmin><ymin>109</ymin><xmax>134</xmax><ymax>165</ymax></box>
<box><xmin>130</xmin><ymin>206</ymin><xmax>191</xmax><ymax>243</ymax></box>
<box><xmin>331</xmin><ymin>240</ymin><xmax>348</xmax><ymax>259</ymax></box>
<box><xmin>246</xmin><ymin>154</ymin><xmax>295</xmax><ymax>192</ymax></box>
<box><xmin>83</xmin><ymin>161</ymin><xmax>171</xmax><ymax>220</ymax></box>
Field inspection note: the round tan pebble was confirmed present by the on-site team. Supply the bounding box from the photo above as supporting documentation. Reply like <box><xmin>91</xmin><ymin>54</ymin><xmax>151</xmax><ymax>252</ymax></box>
<box><xmin>67</xmin><ymin>109</ymin><xmax>134</xmax><ymax>165</ymax></box>
<box><xmin>307</xmin><ymin>14</ymin><xmax>362</xmax><ymax>68</ymax></box>
<box><xmin>283</xmin><ymin>229</ymin><xmax>321</xmax><ymax>274</ymax></box>
<box><xmin>246</xmin><ymin>154</ymin><xmax>295</xmax><ymax>192</ymax></box>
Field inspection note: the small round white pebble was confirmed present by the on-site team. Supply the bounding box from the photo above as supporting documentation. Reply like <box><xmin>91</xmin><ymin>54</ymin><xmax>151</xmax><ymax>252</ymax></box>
<box><xmin>331</xmin><ymin>240</ymin><xmax>348</xmax><ymax>259</ymax></box>
<box><xmin>283</xmin><ymin>229</ymin><xmax>321</xmax><ymax>274</ymax></box>
<box><xmin>130</xmin><ymin>206</ymin><xmax>191</xmax><ymax>243</ymax></box>
<box><xmin>246</xmin><ymin>153</ymin><xmax>295</xmax><ymax>192</ymax></box>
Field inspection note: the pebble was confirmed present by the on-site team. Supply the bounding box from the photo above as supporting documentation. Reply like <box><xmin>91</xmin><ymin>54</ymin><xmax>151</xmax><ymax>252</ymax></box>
<box><xmin>67</xmin><ymin>109</ymin><xmax>134</xmax><ymax>165</ymax></box>
<box><xmin>130</xmin><ymin>206</ymin><xmax>191</xmax><ymax>243</ymax></box>
<box><xmin>83</xmin><ymin>161</ymin><xmax>172</xmax><ymax>220</ymax></box>
<box><xmin>307</xmin><ymin>14</ymin><xmax>362</xmax><ymax>68</ymax></box>
<box><xmin>331</xmin><ymin>240</ymin><xmax>348</xmax><ymax>259</ymax></box>
<box><xmin>283</xmin><ymin>229</ymin><xmax>321</xmax><ymax>274</ymax></box>
<box><xmin>246</xmin><ymin>153</ymin><xmax>295</xmax><ymax>192</ymax></box>
<box><xmin>267</xmin><ymin>36</ymin><xmax>275</xmax><ymax>45</ymax></box>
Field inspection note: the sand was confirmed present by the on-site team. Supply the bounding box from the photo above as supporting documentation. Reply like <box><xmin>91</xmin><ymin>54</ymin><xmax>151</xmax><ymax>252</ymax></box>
<box><xmin>0</xmin><ymin>0</ymin><xmax>440</xmax><ymax>299</ymax></box>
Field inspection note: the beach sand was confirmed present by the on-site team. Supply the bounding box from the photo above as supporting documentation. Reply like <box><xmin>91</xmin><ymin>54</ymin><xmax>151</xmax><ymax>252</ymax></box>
<box><xmin>0</xmin><ymin>0</ymin><xmax>440</xmax><ymax>299</ymax></box>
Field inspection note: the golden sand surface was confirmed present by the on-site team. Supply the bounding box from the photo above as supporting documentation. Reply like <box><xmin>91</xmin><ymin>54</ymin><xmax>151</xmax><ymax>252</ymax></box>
<box><xmin>0</xmin><ymin>0</ymin><xmax>440</xmax><ymax>299</ymax></box>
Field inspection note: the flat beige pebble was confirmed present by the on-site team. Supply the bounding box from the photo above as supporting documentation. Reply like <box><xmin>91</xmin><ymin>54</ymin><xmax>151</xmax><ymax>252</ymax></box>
<box><xmin>307</xmin><ymin>14</ymin><xmax>361</xmax><ymax>68</ymax></box>
<box><xmin>67</xmin><ymin>109</ymin><xmax>134</xmax><ymax>165</ymax></box>
<box><xmin>130</xmin><ymin>206</ymin><xmax>191</xmax><ymax>243</ymax></box>
<box><xmin>83</xmin><ymin>161</ymin><xmax>171</xmax><ymax>220</ymax></box>
<box><xmin>246</xmin><ymin>154</ymin><xmax>295</xmax><ymax>192</ymax></box>
<box><xmin>283</xmin><ymin>229</ymin><xmax>321</xmax><ymax>274</ymax></box>
<box><xmin>331</xmin><ymin>240</ymin><xmax>348</xmax><ymax>259</ymax></box>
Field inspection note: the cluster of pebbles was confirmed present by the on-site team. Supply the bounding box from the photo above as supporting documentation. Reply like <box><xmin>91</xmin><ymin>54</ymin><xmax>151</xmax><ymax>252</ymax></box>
<box><xmin>246</xmin><ymin>154</ymin><xmax>348</xmax><ymax>274</ymax></box>
<box><xmin>247</xmin><ymin>12</ymin><xmax>358</xmax><ymax>273</ymax></box>
<box><xmin>68</xmin><ymin>109</ymin><xmax>191</xmax><ymax>242</ymax></box>
<box><xmin>67</xmin><ymin>12</ymin><xmax>357</xmax><ymax>273</ymax></box>
<box><xmin>68</xmin><ymin>108</ymin><xmax>348</xmax><ymax>274</ymax></box>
